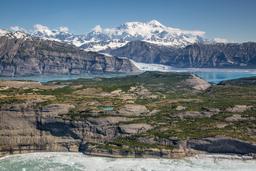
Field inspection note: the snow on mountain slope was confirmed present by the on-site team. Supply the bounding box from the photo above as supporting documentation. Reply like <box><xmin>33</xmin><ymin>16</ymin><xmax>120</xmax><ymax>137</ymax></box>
<box><xmin>82</xmin><ymin>20</ymin><xmax>205</xmax><ymax>51</ymax></box>
<box><xmin>0</xmin><ymin>28</ymin><xmax>31</xmax><ymax>40</ymax></box>
<box><xmin>1</xmin><ymin>20</ymin><xmax>225</xmax><ymax>51</ymax></box>
<box><xmin>0</xmin><ymin>29</ymin><xmax>8</xmax><ymax>36</ymax></box>
<box><xmin>32</xmin><ymin>24</ymin><xmax>86</xmax><ymax>44</ymax></box>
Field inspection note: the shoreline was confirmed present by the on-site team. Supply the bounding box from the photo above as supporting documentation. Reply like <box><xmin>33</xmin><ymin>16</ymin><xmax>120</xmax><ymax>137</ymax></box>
<box><xmin>1</xmin><ymin>151</ymin><xmax>255</xmax><ymax>161</ymax></box>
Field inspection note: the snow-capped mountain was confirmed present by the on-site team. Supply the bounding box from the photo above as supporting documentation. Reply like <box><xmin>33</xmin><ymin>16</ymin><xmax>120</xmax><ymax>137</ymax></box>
<box><xmin>1</xmin><ymin>20</ymin><xmax>226</xmax><ymax>51</ymax></box>
<box><xmin>0</xmin><ymin>28</ymin><xmax>31</xmax><ymax>40</ymax></box>
<box><xmin>0</xmin><ymin>29</ymin><xmax>9</xmax><ymax>36</ymax></box>
<box><xmin>82</xmin><ymin>20</ymin><xmax>205</xmax><ymax>51</ymax></box>
<box><xmin>31</xmin><ymin>24</ymin><xmax>89</xmax><ymax>47</ymax></box>
<box><xmin>80</xmin><ymin>20</ymin><xmax>207</xmax><ymax>51</ymax></box>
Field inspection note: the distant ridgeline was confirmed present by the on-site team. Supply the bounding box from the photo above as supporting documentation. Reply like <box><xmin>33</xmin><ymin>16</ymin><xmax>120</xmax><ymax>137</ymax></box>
<box><xmin>0</xmin><ymin>30</ymin><xmax>256</xmax><ymax>76</ymax></box>
<box><xmin>106</xmin><ymin>41</ymin><xmax>256</xmax><ymax>68</ymax></box>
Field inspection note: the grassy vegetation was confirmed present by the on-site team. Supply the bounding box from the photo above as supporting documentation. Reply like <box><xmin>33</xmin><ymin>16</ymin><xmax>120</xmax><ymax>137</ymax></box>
<box><xmin>1</xmin><ymin>71</ymin><xmax>256</xmax><ymax>151</ymax></box>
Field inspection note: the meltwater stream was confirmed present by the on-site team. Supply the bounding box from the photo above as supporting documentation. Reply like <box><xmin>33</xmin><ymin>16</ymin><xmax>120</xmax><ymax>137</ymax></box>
<box><xmin>0</xmin><ymin>152</ymin><xmax>255</xmax><ymax>171</ymax></box>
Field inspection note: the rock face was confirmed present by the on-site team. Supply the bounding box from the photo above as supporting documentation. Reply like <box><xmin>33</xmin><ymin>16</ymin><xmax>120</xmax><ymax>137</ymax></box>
<box><xmin>188</xmin><ymin>138</ymin><xmax>256</xmax><ymax>155</ymax></box>
<box><xmin>0</xmin><ymin>72</ymin><xmax>256</xmax><ymax>158</ymax></box>
<box><xmin>107</xmin><ymin>41</ymin><xmax>256</xmax><ymax>68</ymax></box>
<box><xmin>185</xmin><ymin>75</ymin><xmax>211</xmax><ymax>91</ymax></box>
<box><xmin>105</xmin><ymin>41</ymin><xmax>175</xmax><ymax>64</ymax></box>
<box><xmin>118</xmin><ymin>104</ymin><xmax>149</xmax><ymax>116</ymax></box>
<box><xmin>0</xmin><ymin>35</ymin><xmax>138</xmax><ymax>76</ymax></box>
<box><xmin>0</xmin><ymin>103</ymin><xmax>80</xmax><ymax>156</ymax></box>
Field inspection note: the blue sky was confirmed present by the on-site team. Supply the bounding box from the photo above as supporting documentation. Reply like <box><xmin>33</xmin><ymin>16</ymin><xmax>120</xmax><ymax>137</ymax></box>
<box><xmin>0</xmin><ymin>0</ymin><xmax>256</xmax><ymax>42</ymax></box>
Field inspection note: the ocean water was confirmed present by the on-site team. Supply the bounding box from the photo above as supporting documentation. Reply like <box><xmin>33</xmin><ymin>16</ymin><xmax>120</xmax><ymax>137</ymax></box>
<box><xmin>163</xmin><ymin>68</ymin><xmax>256</xmax><ymax>84</ymax></box>
<box><xmin>0</xmin><ymin>152</ymin><xmax>255</xmax><ymax>171</ymax></box>
<box><xmin>0</xmin><ymin>72</ymin><xmax>130</xmax><ymax>83</ymax></box>
<box><xmin>189</xmin><ymin>68</ymin><xmax>256</xmax><ymax>84</ymax></box>
<box><xmin>131</xmin><ymin>61</ymin><xmax>256</xmax><ymax>83</ymax></box>
<box><xmin>0</xmin><ymin>69</ymin><xmax>256</xmax><ymax>84</ymax></box>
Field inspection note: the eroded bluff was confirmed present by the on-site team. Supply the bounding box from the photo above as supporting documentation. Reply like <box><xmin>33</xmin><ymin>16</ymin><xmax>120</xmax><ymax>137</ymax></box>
<box><xmin>0</xmin><ymin>72</ymin><xmax>256</xmax><ymax>158</ymax></box>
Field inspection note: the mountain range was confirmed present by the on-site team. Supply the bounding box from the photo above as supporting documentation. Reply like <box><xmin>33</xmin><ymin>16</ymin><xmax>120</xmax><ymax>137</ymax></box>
<box><xmin>0</xmin><ymin>32</ymin><xmax>137</xmax><ymax>76</ymax></box>
<box><xmin>106</xmin><ymin>41</ymin><xmax>256</xmax><ymax>68</ymax></box>
<box><xmin>1</xmin><ymin>20</ymin><xmax>213</xmax><ymax>51</ymax></box>
<box><xmin>0</xmin><ymin>20</ymin><xmax>255</xmax><ymax>76</ymax></box>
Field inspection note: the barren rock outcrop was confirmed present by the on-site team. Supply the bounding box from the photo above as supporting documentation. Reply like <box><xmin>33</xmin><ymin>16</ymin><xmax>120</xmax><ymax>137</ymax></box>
<box><xmin>0</xmin><ymin>36</ymin><xmax>138</xmax><ymax>76</ymax></box>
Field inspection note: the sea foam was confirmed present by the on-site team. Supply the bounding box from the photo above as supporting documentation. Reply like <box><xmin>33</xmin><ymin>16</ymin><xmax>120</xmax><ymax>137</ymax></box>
<box><xmin>0</xmin><ymin>152</ymin><xmax>256</xmax><ymax>171</ymax></box>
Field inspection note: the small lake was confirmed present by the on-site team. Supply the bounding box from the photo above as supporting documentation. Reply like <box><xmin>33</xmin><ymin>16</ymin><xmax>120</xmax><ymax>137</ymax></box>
<box><xmin>0</xmin><ymin>152</ymin><xmax>255</xmax><ymax>171</ymax></box>
<box><xmin>0</xmin><ymin>69</ymin><xmax>256</xmax><ymax>84</ymax></box>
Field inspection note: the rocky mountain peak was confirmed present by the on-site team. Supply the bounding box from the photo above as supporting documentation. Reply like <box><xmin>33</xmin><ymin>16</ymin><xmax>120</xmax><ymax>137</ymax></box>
<box><xmin>147</xmin><ymin>19</ymin><xmax>164</xmax><ymax>27</ymax></box>
<box><xmin>1</xmin><ymin>20</ymin><xmax>211</xmax><ymax>51</ymax></box>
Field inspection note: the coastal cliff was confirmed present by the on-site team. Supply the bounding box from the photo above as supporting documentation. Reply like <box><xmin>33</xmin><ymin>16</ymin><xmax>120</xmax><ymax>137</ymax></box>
<box><xmin>0</xmin><ymin>72</ymin><xmax>256</xmax><ymax>158</ymax></box>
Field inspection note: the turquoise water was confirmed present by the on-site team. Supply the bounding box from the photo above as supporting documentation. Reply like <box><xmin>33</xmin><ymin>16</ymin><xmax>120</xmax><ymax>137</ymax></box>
<box><xmin>98</xmin><ymin>106</ymin><xmax>114</xmax><ymax>111</ymax></box>
<box><xmin>0</xmin><ymin>69</ymin><xmax>255</xmax><ymax>83</ymax></box>
<box><xmin>0</xmin><ymin>72</ymin><xmax>130</xmax><ymax>83</ymax></box>
<box><xmin>192</xmin><ymin>70</ymin><xmax>256</xmax><ymax>84</ymax></box>
<box><xmin>168</xmin><ymin>68</ymin><xmax>256</xmax><ymax>84</ymax></box>
<box><xmin>0</xmin><ymin>153</ymin><xmax>255</xmax><ymax>171</ymax></box>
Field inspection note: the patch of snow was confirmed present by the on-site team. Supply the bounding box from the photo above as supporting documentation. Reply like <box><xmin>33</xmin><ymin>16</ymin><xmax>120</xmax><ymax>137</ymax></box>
<box><xmin>214</xmin><ymin>37</ymin><xmax>228</xmax><ymax>43</ymax></box>
<box><xmin>84</xmin><ymin>40</ymin><xmax>127</xmax><ymax>51</ymax></box>
<box><xmin>71</xmin><ymin>37</ymin><xmax>85</xmax><ymax>47</ymax></box>
<box><xmin>92</xmin><ymin>25</ymin><xmax>103</xmax><ymax>33</ymax></box>
<box><xmin>13</xmin><ymin>31</ymin><xmax>28</xmax><ymax>39</ymax></box>
<box><xmin>10</xmin><ymin>26</ymin><xmax>27</xmax><ymax>32</ymax></box>
<box><xmin>33</xmin><ymin>24</ymin><xmax>54</xmax><ymax>36</ymax></box>
<box><xmin>0</xmin><ymin>29</ymin><xmax>8</xmax><ymax>36</ymax></box>
<box><xmin>0</xmin><ymin>28</ymin><xmax>31</xmax><ymax>40</ymax></box>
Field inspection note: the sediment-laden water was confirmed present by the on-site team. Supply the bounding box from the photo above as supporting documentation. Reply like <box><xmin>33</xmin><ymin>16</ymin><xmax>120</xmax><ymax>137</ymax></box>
<box><xmin>0</xmin><ymin>153</ymin><xmax>255</xmax><ymax>171</ymax></box>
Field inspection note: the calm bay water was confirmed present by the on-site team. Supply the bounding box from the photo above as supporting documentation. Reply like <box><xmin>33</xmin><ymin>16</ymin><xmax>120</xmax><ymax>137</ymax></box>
<box><xmin>0</xmin><ymin>72</ymin><xmax>130</xmax><ymax>83</ymax></box>
<box><xmin>191</xmin><ymin>69</ymin><xmax>256</xmax><ymax>83</ymax></box>
<box><xmin>0</xmin><ymin>69</ymin><xmax>256</xmax><ymax>84</ymax></box>
<box><xmin>0</xmin><ymin>152</ymin><xmax>255</xmax><ymax>171</ymax></box>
